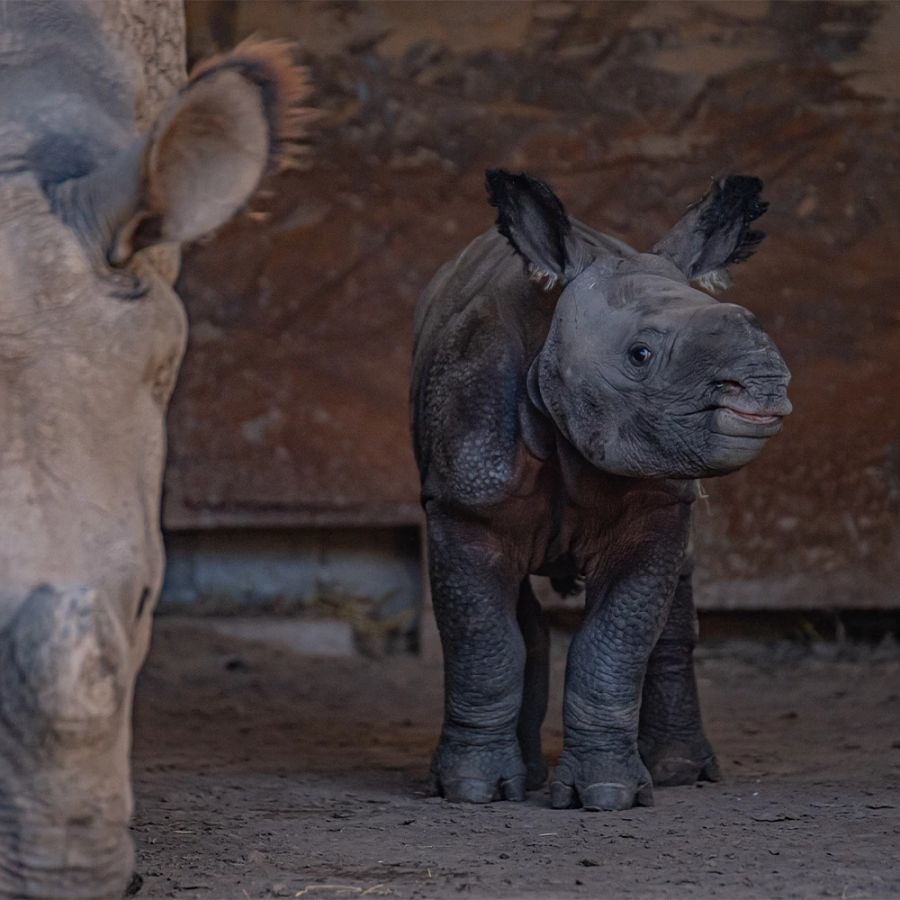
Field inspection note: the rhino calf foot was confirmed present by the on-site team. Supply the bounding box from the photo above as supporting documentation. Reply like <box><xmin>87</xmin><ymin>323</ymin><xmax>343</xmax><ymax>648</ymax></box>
<box><xmin>640</xmin><ymin>735</ymin><xmax>721</xmax><ymax>787</ymax></box>
<box><xmin>550</xmin><ymin>747</ymin><xmax>654</xmax><ymax>811</ymax></box>
<box><xmin>431</xmin><ymin>735</ymin><xmax>528</xmax><ymax>803</ymax></box>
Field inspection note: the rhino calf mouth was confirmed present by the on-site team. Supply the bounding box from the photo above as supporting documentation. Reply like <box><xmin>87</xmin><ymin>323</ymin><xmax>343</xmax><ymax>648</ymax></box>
<box><xmin>711</xmin><ymin>405</ymin><xmax>786</xmax><ymax>438</ymax></box>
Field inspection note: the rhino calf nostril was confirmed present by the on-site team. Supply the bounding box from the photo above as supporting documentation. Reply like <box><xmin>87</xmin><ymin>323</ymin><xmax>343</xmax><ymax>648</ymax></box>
<box><xmin>713</xmin><ymin>380</ymin><xmax>743</xmax><ymax>393</ymax></box>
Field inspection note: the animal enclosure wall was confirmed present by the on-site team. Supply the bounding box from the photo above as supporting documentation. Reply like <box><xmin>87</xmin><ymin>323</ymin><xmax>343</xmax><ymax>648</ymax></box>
<box><xmin>164</xmin><ymin>1</ymin><xmax>900</xmax><ymax>610</ymax></box>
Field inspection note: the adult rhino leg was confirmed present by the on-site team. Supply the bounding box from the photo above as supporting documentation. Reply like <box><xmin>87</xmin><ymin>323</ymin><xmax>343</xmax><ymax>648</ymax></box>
<box><xmin>638</xmin><ymin>561</ymin><xmax>720</xmax><ymax>786</ymax></box>
<box><xmin>552</xmin><ymin>510</ymin><xmax>688</xmax><ymax>812</ymax></box>
<box><xmin>516</xmin><ymin>579</ymin><xmax>549</xmax><ymax>790</ymax></box>
<box><xmin>426</xmin><ymin>505</ymin><xmax>527</xmax><ymax>803</ymax></box>
<box><xmin>0</xmin><ymin>585</ymin><xmax>136</xmax><ymax>900</ymax></box>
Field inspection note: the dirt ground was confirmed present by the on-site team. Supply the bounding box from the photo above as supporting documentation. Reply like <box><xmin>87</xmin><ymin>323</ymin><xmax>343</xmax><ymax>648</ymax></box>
<box><xmin>132</xmin><ymin>618</ymin><xmax>900</xmax><ymax>900</ymax></box>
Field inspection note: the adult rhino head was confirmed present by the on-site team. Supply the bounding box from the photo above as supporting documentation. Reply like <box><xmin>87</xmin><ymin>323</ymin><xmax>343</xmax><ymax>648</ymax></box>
<box><xmin>487</xmin><ymin>170</ymin><xmax>791</xmax><ymax>479</ymax></box>
<box><xmin>0</xmin><ymin>3</ymin><xmax>310</xmax><ymax>897</ymax></box>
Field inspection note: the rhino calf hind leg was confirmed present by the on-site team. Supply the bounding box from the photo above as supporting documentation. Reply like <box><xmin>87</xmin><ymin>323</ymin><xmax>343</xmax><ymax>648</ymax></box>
<box><xmin>638</xmin><ymin>568</ymin><xmax>720</xmax><ymax>787</ymax></box>
<box><xmin>516</xmin><ymin>580</ymin><xmax>549</xmax><ymax>790</ymax></box>
<box><xmin>426</xmin><ymin>509</ymin><xmax>528</xmax><ymax>804</ymax></box>
<box><xmin>0</xmin><ymin>586</ymin><xmax>136</xmax><ymax>900</ymax></box>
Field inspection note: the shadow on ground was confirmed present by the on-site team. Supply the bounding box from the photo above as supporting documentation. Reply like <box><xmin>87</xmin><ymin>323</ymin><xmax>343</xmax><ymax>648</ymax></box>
<box><xmin>132</xmin><ymin>618</ymin><xmax>900</xmax><ymax>899</ymax></box>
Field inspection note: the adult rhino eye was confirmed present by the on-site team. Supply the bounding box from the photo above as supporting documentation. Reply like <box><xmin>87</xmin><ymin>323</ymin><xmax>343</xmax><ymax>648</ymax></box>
<box><xmin>628</xmin><ymin>344</ymin><xmax>653</xmax><ymax>366</ymax></box>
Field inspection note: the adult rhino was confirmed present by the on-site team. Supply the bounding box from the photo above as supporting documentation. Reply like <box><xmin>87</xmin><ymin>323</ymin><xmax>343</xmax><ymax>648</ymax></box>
<box><xmin>411</xmin><ymin>170</ymin><xmax>791</xmax><ymax>812</ymax></box>
<box><xmin>0</xmin><ymin>2</ymin><xmax>309</xmax><ymax>896</ymax></box>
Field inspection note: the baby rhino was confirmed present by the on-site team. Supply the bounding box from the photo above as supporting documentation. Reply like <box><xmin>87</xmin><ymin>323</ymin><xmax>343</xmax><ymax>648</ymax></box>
<box><xmin>410</xmin><ymin>171</ymin><xmax>791</xmax><ymax>811</ymax></box>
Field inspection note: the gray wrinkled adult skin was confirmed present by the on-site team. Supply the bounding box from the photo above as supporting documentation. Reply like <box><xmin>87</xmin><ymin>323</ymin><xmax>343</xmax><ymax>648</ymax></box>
<box><xmin>411</xmin><ymin>170</ymin><xmax>791</xmax><ymax>812</ymax></box>
<box><xmin>0</xmin><ymin>3</ymin><xmax>308</xmax><ymax>896</ymax></box>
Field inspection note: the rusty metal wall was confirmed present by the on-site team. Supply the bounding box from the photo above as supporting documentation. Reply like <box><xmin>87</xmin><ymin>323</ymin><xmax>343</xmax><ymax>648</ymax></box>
<box><xmin>166</xmin><ymin>1</ymin><xmax>900</xmax><ymax>608</ymax></box>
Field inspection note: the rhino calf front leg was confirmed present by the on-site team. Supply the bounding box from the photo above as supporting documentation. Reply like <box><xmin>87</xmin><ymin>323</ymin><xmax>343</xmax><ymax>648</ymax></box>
<box><xmin>552</xmin><ymin>514</ymin><xmax>687</xmax><ymax>812</ymax></box>
<box><xmin>426</xmin><ymin>507</ymin><xmax>528</xmax><ymax>803</ymax></box>
<box><xmin>639</xmin><ymin>562</ymin><xmax>720</xmax><ymax>786</ymax></box>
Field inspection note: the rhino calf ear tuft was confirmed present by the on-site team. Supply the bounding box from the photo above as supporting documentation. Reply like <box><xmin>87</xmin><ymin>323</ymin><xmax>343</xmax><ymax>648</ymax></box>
<box><xmin>653</xmin><ymin>174</ymin><xmax>769</xmax><ymax>290</ymax></box>
<box><xmin>485</xmin><ymin>169</ymin><xmax>572</xmax><ymax>288</ymax></box>
<box><xmin>698</xmin><ymin>175</ymin><xmax>768</xmax><ymax>267</ymax></box>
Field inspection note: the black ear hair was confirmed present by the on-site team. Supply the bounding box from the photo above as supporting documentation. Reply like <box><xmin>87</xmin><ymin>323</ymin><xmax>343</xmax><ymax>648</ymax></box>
<box><xmin>653</xmin><ymin>175</ymin><xmax>768</xmax><ymax>291</ymax></box>
<box><xmin>485</xmin><ymin>169</ymin><xmax>572</xmax><ymax>288</ymax></box>
<box><xmin>696</xmin><ymin>176</ymin><xmax>768</xmax><ymax>266</ymax></box>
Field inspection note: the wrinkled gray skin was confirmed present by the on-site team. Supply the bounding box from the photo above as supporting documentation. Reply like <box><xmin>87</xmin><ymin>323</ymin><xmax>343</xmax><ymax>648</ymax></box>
<box><xmin>0</xmin><ymin>3</ymin><xmax>303</xmax><ymax>897</ymax></box>
<box><xmin>411</xmin><ymin>171</ymin><xmax>791</xmax><ymax>812</ymax></box>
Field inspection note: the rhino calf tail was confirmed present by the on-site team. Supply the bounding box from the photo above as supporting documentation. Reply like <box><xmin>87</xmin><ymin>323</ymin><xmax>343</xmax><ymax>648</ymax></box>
<box><xmin>0</xmin><ymin>586</ymin><xmax>134</xmax><ymax>900</ymax></box>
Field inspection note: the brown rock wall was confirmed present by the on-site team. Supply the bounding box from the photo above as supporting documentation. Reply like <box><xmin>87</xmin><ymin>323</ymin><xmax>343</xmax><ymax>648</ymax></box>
<box><xmin>168</xmin><ymin>1</ymin><xmax>900</xmax><ymax>606</ymax></box>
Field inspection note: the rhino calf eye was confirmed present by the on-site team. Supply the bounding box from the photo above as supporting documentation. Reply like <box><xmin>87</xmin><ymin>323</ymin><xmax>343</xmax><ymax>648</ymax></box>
<box><xmin>629</xmin><ymin>344</ymin><xmax>653</xmax><ymax>366</ymax></box>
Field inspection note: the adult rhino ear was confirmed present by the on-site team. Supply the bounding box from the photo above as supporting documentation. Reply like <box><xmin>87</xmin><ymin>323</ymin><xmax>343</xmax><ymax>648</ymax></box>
<box><xmin>485</xmin><ymin>169</ymin><xmax>588</xmax><ymax>289</ymax></box>
<box><xmin>112</xmin><ymin>39</ymin><xmax>313</xmax><ymax>262</ymax></box>
<box><xmin>64</xmin><ymin>40</ymin><xmax>312</xmax><ymax>267</ymax></box>
<box><xmin>652</xmin><ymin>175</ymin><xmax>768</xmax><ymax>292</ymax></box>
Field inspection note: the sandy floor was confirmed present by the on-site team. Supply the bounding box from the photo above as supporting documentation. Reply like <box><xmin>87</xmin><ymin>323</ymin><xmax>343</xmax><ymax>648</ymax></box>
<box><xmin>132</xmin><ymin>618</ymin><xmax>900</xmax><ymax>900</ymax></box>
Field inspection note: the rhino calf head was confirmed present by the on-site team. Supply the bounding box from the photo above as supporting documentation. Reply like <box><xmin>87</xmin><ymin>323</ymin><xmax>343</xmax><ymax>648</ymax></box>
<box><xmin>487</xmin><ymin>170</ymin><xmax>791</xmax><ymax>479</ymax></box>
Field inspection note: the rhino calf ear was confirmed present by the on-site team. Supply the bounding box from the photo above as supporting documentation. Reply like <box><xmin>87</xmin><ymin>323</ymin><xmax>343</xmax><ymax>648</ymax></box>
<box><xmin>110</xmin><ymin>40</ymin><xmax>312</xmax><ymax>263</ymax></box>
<box><xmin>486</xmin><ymin>169</ymin><xmax>576</xmax><ymax>289</ymax></box>
<box><xmin>653</xmin><ymin>175</ymin><xmax>768</xmax><ymax>291</ymax></box>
